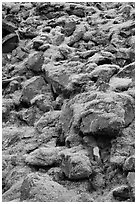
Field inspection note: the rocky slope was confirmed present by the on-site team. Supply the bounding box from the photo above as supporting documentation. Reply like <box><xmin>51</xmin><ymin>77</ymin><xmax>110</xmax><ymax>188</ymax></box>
<box><xmin>2</xmin><ymin>2</ymin><xmax>135</xmax><ymax>202</ymax></box>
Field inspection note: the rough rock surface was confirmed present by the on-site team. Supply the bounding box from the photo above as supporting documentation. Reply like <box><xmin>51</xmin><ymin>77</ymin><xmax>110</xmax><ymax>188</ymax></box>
<box><xmin>2</xmin><ymin>2</ymin><xmax>135</xmax><ymax>202</ymax></box>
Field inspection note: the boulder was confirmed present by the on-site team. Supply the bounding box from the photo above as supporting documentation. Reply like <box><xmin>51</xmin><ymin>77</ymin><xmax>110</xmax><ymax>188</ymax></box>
<box><xmin>25</xmin><ymin>146</ymin><xmax>62</xmax><ymax>167</ymax></box>
<box><xmin>69</xmin><ymin>91</ymin><xmax>134</xmax><ymax>138</ymax></box>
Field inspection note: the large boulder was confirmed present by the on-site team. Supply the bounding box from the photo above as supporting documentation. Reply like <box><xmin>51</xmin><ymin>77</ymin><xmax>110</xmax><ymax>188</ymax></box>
<box><xmin>20</xmin><ymin>172</ymin><xmax>80</xmax><ymax>202</ymax></box>
<box><xmin>60</xmin><ymin>91</ymin><xmax>134</xmax><ymax>139</ymax></box>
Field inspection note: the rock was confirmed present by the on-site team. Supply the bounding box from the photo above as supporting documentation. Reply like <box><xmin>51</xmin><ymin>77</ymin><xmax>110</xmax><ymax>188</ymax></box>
<box><xmin>78</xmin><ymin>49</ymin><xmax>97</xmax><ymax>59</ymax></box>
<box><xmin>112</xmin><ymin>185</ymin><xmax>131</xmax><ymax>200</ymax></box>
<box><xmin>2</xmin><ymin>98</ymin><xmax>15</xmax><ymax>122</ymax></box>
<box><xmin>42</xmin><ymin>26</ymin><xmax>51</xmax><ymax>33</ymax></box>
<box><xmin>2</xmin><ymin>33</ymin><xmax>19</xmax><ymax>53</ymax></box>
<box><xmin>109</xmin><ymin>77</ymin><xmax>132</xmax><ymax>91</ymax></box>
<box><xmin>90</xmin><ymin>172</ymin><xmax>105</xmax><ymax>190</ymax></box>
<box><xmin>18</xmin><ymin>106</ymin><xmax>43</xmax><ymax>126</ymax></box>
<box><xmin>90</xmin><ymin>64</ymin><xmax>120</xmax><ymax>80</ymax></box>
<box><xmin>52</xmin><ymin>32</ymin><xmax>65</xmax><ymax>46</ymax></box>
<box><xmin>110</xmin><ymin>155</ymin><xmax>126</xmax><ymax>166</ymax></box>
<box><xmin>60</xmin><ymin>91</ymin><xmax>134</xmax><ymax>140</ymax></box>
<box><xmin>33</xmin><ymin>39</ymin><xmax>44</xmax><ymax>50</ymax></box>
<box><xmin>47</xmin><ymin>167</ymin><xmax>64</xmax><ymax>181</ymax></box>
<box><xmin>34</xmin><ymin>111</ymin><xmax>61</xmax><ymax>133</ymax></box>
<box><xmin>3</xmin><ymin>166</ymin><xmax>31</xmax><ymax>192</ymax></box>
<box><xmin>58</xmin><ymin>44</ymin><xmax>72</xmax><ymax>59</ymax></box>
<box><xmin>30</xmin><ymin>94</ymin><xmax>53</xmax><ymax>112</ymax></box>
<box><xmin>20</xmin><ymin>172</ymin><xmax>78</xmax><ymax>202</ymax></box>
<box><xmin>2</xmin><ymin>19</ymin><xmax>17</xmax><ymax>37</ymax></box>
<box><xmin>2</xmin><ymin>179</ymin><xmax>23</xmax><ymax>202</ymax></box>
<box><xmin>123</xmin><ymin>155</ymin><xmax>135</xmax><ymax>172</ymax></box>
<box><xmin>116</xmin><ymin>62</ymin><xmax>135</xmax><ymax>80</ymax></box>
<box><xmin>88</xmin><ymin>51</ymin><xmax>115</xmax><ymax>65</ymax></box>
<box><xmin>68</xmin><ymin>24</ymin><xmax>86</xmax><ymax>46</ymax></box>
<box><xmin>63</xmin><ymin>19</ymin><xmax>76</xmax><ymax>36</ymax></box>
<box><xmin>20</xmin><ymin>76</ymin><xmax>46</xmax><ymax>105</ymax></box>
<box><xmin>73</xmin><ymin>4</ymin><xmax>86</xmax><ymax>17</ymax></box>
<box><xmin>79</xmin><ymin>92</ymin><xmax>134</xmax><ymax>137</ymax></box>
<box><xmin>25</xmin><ymin>146</ymin><xmax>62</xmax><ymax>167</ymax></box>
<box><xmin>38</xmin><ymin>43</ymin><xmax>50</xmax><ymax>51</ymax></box>
<box><xmin>60</xmin><ymin>147</ymin><xmax>92</xmax><ymax>179</ymax></box>
<box><xmin>25</xmin><ymin>51</ymin><xmax>44</xmax><ymax>72</ymax></box>
<box><xmin>127</xmin><ymin>172</ymin><xmax>135</xmax><ymax>188</ymax></box>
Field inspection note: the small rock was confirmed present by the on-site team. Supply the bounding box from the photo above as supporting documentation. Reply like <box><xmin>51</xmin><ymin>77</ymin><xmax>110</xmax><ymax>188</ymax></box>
<box><xmin>2</xmin><ymin>33</ymin><xmax>19</xmax><ymax>53</ymax></box>
<box><xmin>127</xmin><ymin>172</ymin><xmax>135</xmax><ymax>188</ymax></box>
<box><xmin>52</xmin><ymin>32</ymin><xmax>65</xmax><ymax>46</ymax></box>
<box><xmin>68</xmin><ymin>24</ymin><xmax>86</xmax><ymax>46</ymax></box>
<box><xmin>33</xmin><ymin>40</ymin><xmax>44</xmax><ymax>50</ymax></box>
<box><xmin>63</xmin><ymin>20</ymin><xmax>76</xmax><ymax>36</ymax></box>
<box><xmin>109</xmin><ymin>77</ymin><xmax>132</xmax><ymax>91</ymax></box>
<box><xmin>60</xmin><ymin>148</ymin><xmax>92</xmax><ymax>179</ymax></box>
<box><xmin>112</xmin><ymin>185</ymin><xmax>131</xmax><ymax>200</ymax></box>
<box><xmin>34</xmin><ymin>110</ymin><xmax>61</xmax><ymax>133</ymax></box>
<box><xmin>38</xmin><ymin>44</ymin><xmax>50</xmax><ymax>51</ymax></box>
<box><xmin>42</xmin><ymin>26</ymin><xmax>51</xmax><ymax>33</ymax></box>
<box><xmin>20</xmin><ymin>76</ymin><xmax>46</xmax><ymax>105</ymax></box>
<box><xmin>90</xmin><ymin>172</ymin><xmax>105</xmax><ymax>190</ymax></box>
<box><xmin>123</xmin><ymin>155</ymin><xmax>135</xmax><ymax>172</ymax></box>
<box><xmin>110</xmin><ymin>155</ymin><xmax>126</xmax><ymax>166</ymax></box>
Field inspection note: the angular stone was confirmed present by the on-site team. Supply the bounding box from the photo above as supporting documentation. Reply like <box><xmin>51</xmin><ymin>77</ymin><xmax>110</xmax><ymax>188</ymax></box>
<box><xmin>2</xmin><ymin>33</ymin><xmax>19</xmax><ymax>53</ymax></box>
<box><xmin>60</xmin><ymin>147</ymin><xmax>92</xmax><ymax>179</ymax></box>
<box><xmin>25</xmin><ymin>51</ymin><xmax>44</xmax><ymax>72</ymax></box>
<box><xmin>127</xmin><ymin>172</ymin><xmax>135</xmax><ymax>188</ymax></box>
<box><xmin>20</xmin><ymin>76</ymin><xmax>46</xmax><ymax>104</ymax></box>
<box><xmin>34</xmin><ymin>111</ymin><xmax>61</xmax><ymax>133</ymax></box>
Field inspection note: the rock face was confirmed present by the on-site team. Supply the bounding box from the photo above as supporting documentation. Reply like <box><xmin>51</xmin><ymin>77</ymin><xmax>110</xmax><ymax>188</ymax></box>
<box><xmin>2</xmin><ymin>2</ymin><xmax>135</xmax><ymax>202</ymax></box>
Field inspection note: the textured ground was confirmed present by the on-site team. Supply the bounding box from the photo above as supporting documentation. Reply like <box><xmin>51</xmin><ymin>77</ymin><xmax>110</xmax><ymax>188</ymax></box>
<box><xmin>2</xmin><ymin>2</ymin><xmax>135</xmax><ymax>202</ymax></box>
